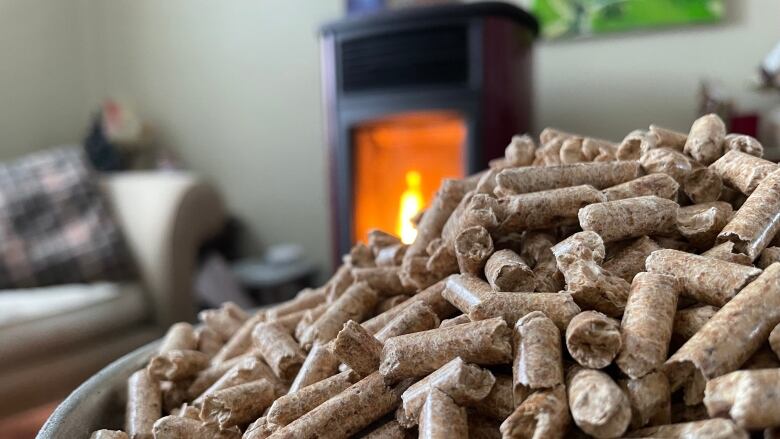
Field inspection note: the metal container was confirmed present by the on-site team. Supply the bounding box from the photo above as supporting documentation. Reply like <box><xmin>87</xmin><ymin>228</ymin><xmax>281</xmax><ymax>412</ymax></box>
<box><xmin>37</xmin><ymin>342</ymin><xmax>158</xmax><ymax>438</ymax></box>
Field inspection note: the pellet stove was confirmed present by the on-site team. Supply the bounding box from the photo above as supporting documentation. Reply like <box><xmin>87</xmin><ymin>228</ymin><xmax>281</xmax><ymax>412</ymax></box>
<box><xmin>320</xmin><ymin>2</ymin><xmax>538</xmax><ymax>260</ymax></box>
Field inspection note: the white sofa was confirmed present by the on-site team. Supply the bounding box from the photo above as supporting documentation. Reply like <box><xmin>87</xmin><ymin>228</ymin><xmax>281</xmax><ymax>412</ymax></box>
<box><xmin>0</xmin><ymin>171</ymin><xmax>225</xmax><ymax>416</ymax></box>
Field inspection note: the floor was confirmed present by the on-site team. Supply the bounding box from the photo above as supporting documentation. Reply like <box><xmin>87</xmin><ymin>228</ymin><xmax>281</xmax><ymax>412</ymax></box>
<box><xmin>0</xmin><ymin>401</ymin><xmax>59</xmax><ymax>439</ymax></box>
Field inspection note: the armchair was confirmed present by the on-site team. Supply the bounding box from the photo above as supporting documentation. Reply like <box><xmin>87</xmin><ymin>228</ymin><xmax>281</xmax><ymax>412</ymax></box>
<box><xmin>0</xmin><ymin>171</ymin><xmax>225</xmax><ymax>416</ymax></box>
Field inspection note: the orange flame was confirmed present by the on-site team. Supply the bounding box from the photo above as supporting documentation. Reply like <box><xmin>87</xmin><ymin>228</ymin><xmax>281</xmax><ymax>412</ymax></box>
<box><xmin>397</xmin><ymin>171</ymin><xmax>424</xmax><ymax>244</ymax></box>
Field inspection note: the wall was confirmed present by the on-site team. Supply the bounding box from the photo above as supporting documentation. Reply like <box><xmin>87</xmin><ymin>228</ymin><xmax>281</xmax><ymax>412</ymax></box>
<box><xmin>82</xmin><ymin>0</ymin><xmax>342</xmax><ymax>275</ymax></box>
<box><xmin>525</xmin><ymin>0</ymin><xmax>780</xmax><ymax>140</ymax></box>
<box><xmin>0</xmin><ymin>0</ymin><xmax>91</xmax><ymax>160</ymax></box>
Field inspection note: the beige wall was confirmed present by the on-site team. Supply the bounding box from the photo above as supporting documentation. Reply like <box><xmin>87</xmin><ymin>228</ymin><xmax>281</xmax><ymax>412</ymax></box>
<box><xmin>1</xmin><ymin>1</ymin><xmax>778</xmax><ymax>276</ymax></box>
<box><xmin>0</xmin><ymin>0</ymin><xmax>91</xmax><ymax>160</ymax></box>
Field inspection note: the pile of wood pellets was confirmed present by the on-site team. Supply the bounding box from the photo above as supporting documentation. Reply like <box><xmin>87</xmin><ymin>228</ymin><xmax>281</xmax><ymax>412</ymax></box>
<box><xmin>91</xmin><ymin>114</ymin><xmax>780</xmax><ymax>439</ymax></box>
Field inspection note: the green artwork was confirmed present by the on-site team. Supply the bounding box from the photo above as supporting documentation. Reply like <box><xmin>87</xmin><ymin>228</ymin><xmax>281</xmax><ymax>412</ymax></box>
<box><xmin>530</xmin><ymin>0</ymin><xmax>725</xmax><ymax>39</ymax></box>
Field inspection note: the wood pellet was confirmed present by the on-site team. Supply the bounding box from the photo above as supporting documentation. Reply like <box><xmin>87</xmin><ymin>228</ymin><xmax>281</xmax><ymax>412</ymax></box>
<box><xmin>94</xmin><ymin>121</ymin><xmax>780</xmax><ymax>438</ymax></box>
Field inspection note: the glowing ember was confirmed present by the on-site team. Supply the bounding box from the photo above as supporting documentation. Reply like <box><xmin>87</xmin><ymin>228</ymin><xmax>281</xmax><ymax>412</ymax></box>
<box><xmin>397</xmin><ymin>171</ymin><xmax>424</xmax><ymax>244</ymax></box>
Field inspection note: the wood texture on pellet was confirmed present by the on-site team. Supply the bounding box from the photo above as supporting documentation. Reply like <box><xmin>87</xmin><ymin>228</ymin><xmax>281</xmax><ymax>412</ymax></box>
<box><xmin>664</xmin><ymin>263</ymin><xmax>780</xmax><ymax>403</ymax></box>
<box><xmin>331</xmin><ymin>320</ymin><xmax>382</xmax><ymax>376</ymax></box>
<box><xmin>379</xmin><ymin>317</ymin><xmax>512</xmax><ymax>382</ymax></box>
<box><xmin>505</xmin><ymin>134</ymin><xmax>536</xmax><ymax>167</ymax></box>
<box><xmin>266</xmin><ymin>370</ymin><xmax>358</xmax><ymax>427</ymax></box>
<box><xmin>439</xmin><ymin>314</ymin><xmax>470</xmax><ymax>328</ymax></box>
<box><xmin>193</xmin><ymin>355</ymin><xmax>279</xmax><ymax>405</ymax></box>
<box><xmin>495</xmin><ymin>161</ymin><xmax>641</xmax><ymax>195</ymax></box>
<box><xmin>147</xmin><ymin>350</ymin><xmax>209</xmax><ymax>382</ymax></box>
<box><xmin>650</xmin><ymin>124</ymin><xmax>687</xmax><ymax>150</ymax></box>
<box><xmin>186</xmin><ymin>353</ymin><xmax>249</xmax><ymax>398</ymax></box>
<box><xmin>619</xmin><ymin>371</ymin><xmax>671</xmax><ymax>430</ymax></box>
<box><xmin>243</xmin><ymin>417</ymin><xmax>277</xmax><ymax>439</ymax></box>
<box><xmin>210</xmin><ymin>313</ymin><xmax>266</xmax><ymax>365</ymax></box>
<box><xmin>200</xmin><ymin>379</ymin><xmax>276</xmax><ymax>428</ymax></box>
<box><xmin>442</xmin><ymin>274</ymin><xmax>491</xmax><ymax>314</ymax></box>
<box><xmin>602</xmin><ymin>236</ymin><xmax>661</xmax><ymax>282</ymax></box>
<box><xmin>157</xmin><ymin>323</ymin><xmax>197</xmax><ymax>355</ymax></box>
<box><xmin>710</xmin><ymin>150</ymin><xmax>777</xmax><ymax>195</ymax></box>
<box><xmin>474</xmin><ymin>374</ymin><xmax>515</xmax><ymax>421</ymax></box>
<box><xmin>362</xmin><ymin>420</ymin><xmax>409</xmax><ymax>439</ymax></box>
<box><xmin>701</xmin><ymin>241</ymin><xmax>753</xmax><ymax>265</ymax></box>
<box><xmin>758</xmin><ymin>246</ymin><xmax>780</xmax><ymax>269</ymax></box>
<box><xmin>704</xmin><ymin>368</ymin><xmax>780</xmax><ymax>429</ymax></box>
<box><xmin>565</xmin><ymin>310</ymin><xmax>621</xmax><ymax>369</ymax></box>
<box><xmin>374</xmin><ymin>300</ymin><xmax>440</xmax><ymax>343</ymax></box>
<box><xmin>362</xmin><ymin>280</ymin><xmax>454</xmax><ymax>335</ymax></box>
<box><xmin>376</xmin><ymin>295</ymin><xmax>409</xmax><ymax>315</ymax></box>
<box><xmin>682</xmin><ymin>167</ymin><xmax>723</xmax><ymax>203</ymax></box>
<box><xmin>578</xmin><ymin>195</ymin><xmax>679</xmax><ymax>242</ymax></box>
<box><xmin>267</xmin><ymin>372</ymin><xmax>405</xmax><ymax>439</ymax></box>
<box><xmin>551</xmin><ymin>231</ymin><xmax>605</xmax><ymax>268</ymax></box>
<box><xmin>299</xmin><ymin>281</ymin><xmax>378</xmax><ymax>349</ymax></box>
<box><xmin>628</xmin><ymin>419</ymin><xmax>748</xmax><ymax>439</ymax></box>
<box><xmin>672</xmin><ymin>305</ymin><xmax>719</xmax><ymax>345</ymax></box>
<box><xmin>125</xmin><ymin>370</ymin><xmax>161</xmax><ymax>439</ymax></box>
<box><xmin>684</xmin><ymin>113</ymin><xmax>726</xmax><ymax>165</ymax></box>
<box><xmin>717</xmin><ymin>167</ymin><xmax>780</xmax><ymax>261</ymax></box>
<box><xmin>151</xmin><ymin>415</ymin><xmax>241</xmax><ymax>439</ymax></box>
<box><xmin>646</xmin><ymin>249</ymin><xmax>761</xmax><ymax>307</ymax></box>
<box><xmin>567</xmin><ymin>367</ymin><xmax>631</xmax><ymax>439</ymax></box>
<box><xmin>399</xmin><ymin>357</ymin><xmax>494</xmax><ymax>427</ymax></box>
<box><xmin>441</xmin><ymin>193</ymin><xmax>501</xmax><ymax>244</ymax></box>
<box><xmin>513</xmin><ymin>311</ymin><xmax>563</xmax><ymax>396</ymax></box>
<box><xmin>676</xmin><ymin>202</ymin><xmax>733</xmax><ymax>248</ymax></box>
<box><xmin>724</xmin><ymin>133</ymin><xmax>764</xmax><ymax>157</ymax></box>
<box><xmin>199</xmin><ymin>302</ymin><xmax>248</xmax><ymax>342</ymax></box>
<box><xmin>454</xmin><ymin>225</ymin><xmax>494</xmax><ymax>275</ymax></box>
<box><xmin>90</xmin><ymin>431</ymin><xmax>128</xmax><ymax>439</ymax></box>
<box><xmin>639</xmin><ymin>147</ymin><xmax>695</xmax><ymax>182</ymax></box>
<box><xmin>195</xmin><ymin>326</ymin><xmax>223</xmax><ymax>358</ymax></box>
<box><xmin>468</xmin><ymin>291</ymin><xmax>580</xmax><ymax>330</ymax></box>
<box><xmin>616</xmin><ymin>272</ymin><xmax>679</xmax><ymax>379</ymax></box>
<box><xmin>288</xmin><ymin>342</ymin><xmax>339</xmax><ymax>393</ymax></box>
<box><xmin>770</xmin><ymin>323</ymin><xmax>780</xmax><ymax>358</ymax></box>
<box><xmin>616</xmin><ymin>129</ymin><xmax>646</xmax><ymax>160</ymax></box>
<box><xmin>557</xmin><ymin>257</ymin><xmax>630</xmax><ymax>318</ymax></box>
<box><xmin>499</xmin><ymin>384</ymin><xmax>569</xmax><ymax>439</ymax></box>
<box><xmin>253</xmin><ymin>322</ymin><xmax>306</xmax><ymax>381</ymax></box>
<box><xmin>324</xmin><ymin>265</ymin><xmax>353</xmax><ymax>302</ymax></box>
<box><xmin>484</xmin><ymin>249</ymin><xmax>535</xmax><ymax>292</ymax></box>
<box><xmin>602</xmin><ymin>173</ymin><xmax>679</xmax><ymax>201</ymax></box>
<box><xmin>417</xmin><ymin>389</ymin><xmax>468</xmax><ymax>439</ymax></box>
<box><xmin>353</xmin><ymin>267</ymin><xmax>413</xmax><ymax>297</ymax></box>
<box><xmin>498</xmin><ymin>185</ymin><xmax>607</xmax><ymax>232</ymax></box>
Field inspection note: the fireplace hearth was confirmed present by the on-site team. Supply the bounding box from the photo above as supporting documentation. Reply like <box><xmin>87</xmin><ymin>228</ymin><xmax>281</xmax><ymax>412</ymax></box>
<box><xmin>320</xmin><ymin>2</ymin><xmax>538</xmax><ymax>261</ymax></box>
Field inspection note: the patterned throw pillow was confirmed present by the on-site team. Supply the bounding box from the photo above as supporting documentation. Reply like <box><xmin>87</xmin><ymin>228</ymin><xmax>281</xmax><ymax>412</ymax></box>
<box><xmin>0</xmin><ymin>146</ymin><xmax>134</xmax><ymax>288</ymax></box>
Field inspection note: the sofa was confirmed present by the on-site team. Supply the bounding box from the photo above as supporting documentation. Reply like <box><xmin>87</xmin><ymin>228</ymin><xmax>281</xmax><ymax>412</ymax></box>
<box><xmin>0</xmin><ymin>171</ymin><xmax>225</xmax><ymax>417</ymax></box>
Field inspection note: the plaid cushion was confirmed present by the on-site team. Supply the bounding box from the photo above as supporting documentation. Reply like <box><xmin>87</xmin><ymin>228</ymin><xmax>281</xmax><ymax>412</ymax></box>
<box><xmin>0</xmin><ymin>146</ymin><xmax>134</xmax><ymax>288</ymax></box>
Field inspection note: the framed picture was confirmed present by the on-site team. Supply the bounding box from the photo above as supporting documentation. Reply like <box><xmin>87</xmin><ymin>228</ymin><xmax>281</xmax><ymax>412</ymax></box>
<box><xmin>528</xmin><ymin>0</ymin><xmax>725</xmax><ymax>40</ymax></box>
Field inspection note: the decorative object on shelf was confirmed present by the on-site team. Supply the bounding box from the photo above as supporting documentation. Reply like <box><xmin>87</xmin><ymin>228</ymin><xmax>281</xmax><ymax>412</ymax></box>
<box><xmin>529</xmin><ymin>0</ymin><xmax>724</xmax><ymax>40</ymax></box>
<box><xmin>84</xmin><ymin>99</ymin><xmax>183</xmax><ymax>171</ymax></box>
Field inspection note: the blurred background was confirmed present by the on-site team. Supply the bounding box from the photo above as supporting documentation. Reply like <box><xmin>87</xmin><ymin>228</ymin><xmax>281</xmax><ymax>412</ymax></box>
<box><xmin>0</xmin><ymin>0</ymin><xmax>779</xmax><ymax>436</ymax></box>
